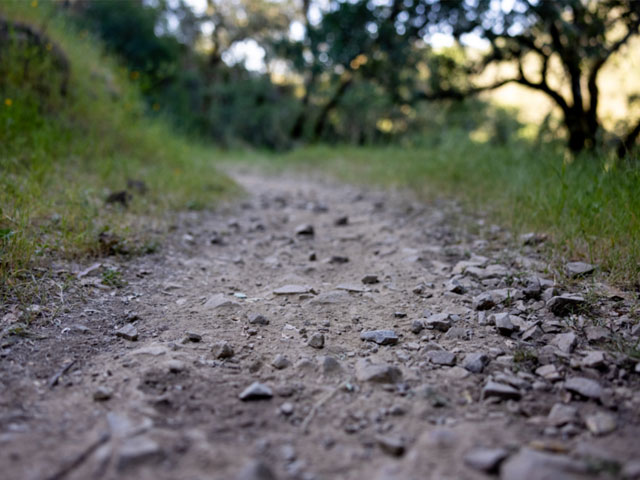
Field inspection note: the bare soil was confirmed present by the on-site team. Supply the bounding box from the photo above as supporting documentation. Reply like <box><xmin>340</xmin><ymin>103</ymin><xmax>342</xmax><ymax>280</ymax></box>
<box><xmin>1</xmin><ymin>168</ymin><xmax>639</xmax><ymax>480</ymax></box>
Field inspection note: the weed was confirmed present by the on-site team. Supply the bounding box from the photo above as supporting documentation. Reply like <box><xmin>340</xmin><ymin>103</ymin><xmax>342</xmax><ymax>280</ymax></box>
<box><xmin>0</xmin><ymin>2</ymin><xmax>236</xmax><ymax>303</ymax></box>
<box><xmin>513</xmin><ymin>348</ymin><xmax>538</xmax><ymax>372</ymax></box>
<box><xmin>101</xmin><ymin>268</ymin><xmax>126</xmax><ymax>288</ymax></box>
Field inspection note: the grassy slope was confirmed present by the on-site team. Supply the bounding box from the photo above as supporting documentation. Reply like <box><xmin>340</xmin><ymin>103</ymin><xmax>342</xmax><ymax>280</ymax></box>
<box><xmin>241</xmin><ymin>137</ymin><xmax>640</xmax><ymax>287</ymax></box>
<box><xmin>0</xmin><ymin>2</ymin><xmax>235</xmax><ymax>301</ymax></box>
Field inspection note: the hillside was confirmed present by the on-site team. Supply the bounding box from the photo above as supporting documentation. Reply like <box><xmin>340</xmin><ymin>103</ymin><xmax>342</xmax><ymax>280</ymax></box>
<box><xmin>0</xmin><ymin>2</ymin><xmax>235</xmax><ymax>300</ymax></box>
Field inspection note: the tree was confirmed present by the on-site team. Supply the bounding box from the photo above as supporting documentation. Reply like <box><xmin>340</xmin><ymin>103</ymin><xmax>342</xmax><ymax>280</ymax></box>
<box><xmin>401</xmin><ymin>0</ymin><xmax>640</xmax><ymax>156</ymax></box>
<box><xmin>279</xmin><ymin>0</ymin><xmax>417</xmax><ymax>141</ymax></box>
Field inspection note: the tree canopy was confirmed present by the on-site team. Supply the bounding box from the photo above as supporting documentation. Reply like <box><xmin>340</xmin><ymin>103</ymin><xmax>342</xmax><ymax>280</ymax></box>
<box><xmin>64</xmin><ymin>0</ymin><xmax>640</xmax><ymax>156</ymax></box>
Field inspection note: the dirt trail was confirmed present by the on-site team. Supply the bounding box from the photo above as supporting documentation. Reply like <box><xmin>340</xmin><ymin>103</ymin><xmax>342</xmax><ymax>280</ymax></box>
<box><xmin>1</xmin><ymin>168</ymin><xmax>639</xmax><ymax>480</ymax></box>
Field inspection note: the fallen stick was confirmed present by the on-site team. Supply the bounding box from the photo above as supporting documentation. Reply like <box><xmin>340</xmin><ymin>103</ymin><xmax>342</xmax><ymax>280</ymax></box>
<box><xmin>44</xmin><ymin>431</ymin><xmax>110</xmax><ymax>480</ymax></box>
<box><xmin>300</xmin><ymin>385</ymin><xmax>341</xmax><ymax>434</ymax></box>
<box><xmin>48</xmin><ymin>359</ymin><xmax>76</xmax><ymax>389</ymax></box>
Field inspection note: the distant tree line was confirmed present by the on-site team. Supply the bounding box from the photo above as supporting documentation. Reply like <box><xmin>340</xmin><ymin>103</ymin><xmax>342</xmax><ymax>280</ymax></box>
<box><xmin>64</xmin><ymin>0</ymin><xmax>639</xmax><ymax>157</ymax></box>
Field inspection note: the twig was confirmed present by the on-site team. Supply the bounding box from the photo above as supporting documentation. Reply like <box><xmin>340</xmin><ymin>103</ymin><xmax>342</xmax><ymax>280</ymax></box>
<box><xmin>44</xmin><ymin>431</ymin><xmax>110</xmax><ymax>480</ymax></box>
<box><xmin>48</xmin><ymin>359</ymin><xmax>76</xmax><ymax>389</ymax></box>
<box><xmin>300</xmin><ymin>385</ymin><xmax>341</xmax><ymax>434</ymax></box>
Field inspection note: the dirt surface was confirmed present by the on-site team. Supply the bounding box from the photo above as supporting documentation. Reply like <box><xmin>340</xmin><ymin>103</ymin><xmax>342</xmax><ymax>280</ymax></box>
<box><xmin>1</xmin><ymin>168</ymin><xmax>640</xmax><ymax>480</ymax></box>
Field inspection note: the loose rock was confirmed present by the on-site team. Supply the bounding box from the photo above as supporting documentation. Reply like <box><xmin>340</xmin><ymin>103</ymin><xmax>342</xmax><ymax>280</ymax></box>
<box><xmin>236</xmin><ymin>460</ymin><xmax>277</xmax><ymax>480</ymax></box>
<box><xmin>295</xmin><ymin>224</ymin><xmax>314</xmax><ymax>236</ymax></box>
<box><xmin>361</xmin><ymin>274</ymin><xmax>379</xmax><ymax>284</ymax></box>
<box><xmin>117</xmin><ymin>436</ymin><xmax>162</xmax><ymax>471</ymax></box>
<box><xmin>307</xmin><ymin>333</ymin><xmax>325</xmax><ymax>349</ymax></box>
<box><xmin>213</xmin><ymin>341</ymin><xmax>234</xmax><ymax>359</ymax></box>
<box><xmin>494</xmin><ymin>314</ymin><xmax>516</xmax><ymax>336</ymax></box>
<box><xmin>564</xmin><ymin>376</ymin><xmax>602</xmax><ymax>401</ymax></box>
<box><xmin>93</xmin><ymin>386</ymin><xmax>113</xmax><ymax>401</ymax></box>
<box><xmin>482</xmin><ymin>380</ymin><xmax>521</xmax><ymax>401</ymax></box>
<box><xmin>376</xmin><ymin>435</ymin><xmax>406</xmax><ymax>457</ymax></box>
<box><xmin>547</xmin><ymin>294</ymin><xmax>586</xmax><ymax>316</ymax></box>
<box><xmin>116</xmin><ymin>324</ymin><xmax>138</xmax><ymax>341</ymax></box>
<box><xmin>565</xmin><ymin>262</ymin><xmax>595</xmax><ymax>278</ymax></box>
<box><xmin>547</xmin><ymin>403</ymin><xmax>578</xmax><ymax>426</ymax></box>
<box><xmin>356</xmin><ymin>360</ymin><xmax>402</xmax><ymax>383</ymax></box>
<box><xmin>500</xmin><ymin>448</ymin><xmax>588</xmax><ymax>480</ymax></box>
<box><xmin>185</xmin><ymin>331</ymin><xmax>202</xmax><ymax>342</ymax></box>
<box><xmin>239</xmin><ymin>382</ymin><xmax>273</xmax><ymax>401</ymax></box>
<box><xmin>462</xmin><ymin>352</ymin><xmax>489</xmax><ymax>373</ymax></box>
<box><xmin>463</xmin><ymin>447</ymin><xmax>508</xmax><ymax>473</ymax></box>
<box><xmin>271</xmin><ymin>354</ymin><xmax>291</xmax><ymax>370</ymax></box>
<box><xmin>249</xmin><ymin>314</ymin><xmax>269</xmax><ymax>325</ymax></box>
<box><xmin>585</xmin><ymin>412</ymin><xmax>616</xmax><ymax>435</ymax></box>
<box><xmin>427</xmin><ymin>350</ymin><xmax>456</xmax><ymax>366</ymax></box>
<box><xmin>360</xmin><ymin>330</ymin><xmax>399</xmax><ymax>345</ymax></box>
<box><xmin>551</xmin><ymin>332</ymin><xmax>577</xmax><ymax>353</ymax></box>
<box><xmin>273</xmin><ymin>285</ymin><xmax>313</xmax><ymax>295</ymax></box>
<box><xmin>424</xmin><ymin>313</ymin><xmax>453</xmax><ymax>332</ymax></box>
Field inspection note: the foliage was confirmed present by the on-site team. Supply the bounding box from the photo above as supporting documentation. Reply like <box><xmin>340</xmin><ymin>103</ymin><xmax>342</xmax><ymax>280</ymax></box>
<box><xmin>0</xmin><ymin>1</ymin><xmax>235</xmax><ymax>300</ymax></box>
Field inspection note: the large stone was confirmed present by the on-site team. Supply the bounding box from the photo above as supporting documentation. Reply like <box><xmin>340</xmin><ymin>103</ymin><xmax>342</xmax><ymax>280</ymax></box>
<box><xmin>361</xmin><ymin>274</ymin><xmax>380</xmax><ymax>284</ymax></box>
<box><xmin>204</xmin><ymin>293</ymin><xmax>241</xmax><ymax>310</ymax></box>
<box><xmin>236</xmin><ymin>460</ymin><xmax>277</xmax><ymax>480</ymax></box>
<box><xmin>494</xmin><ymin>314</ymin><xmax>517</xmax><ymax>336</ymax></box>
<box><xmin>581</xmin><ymin>351</ymin><xmax>605</xmax><ymax>369</ymax></box>
<box><xmin>551</xmin><ymin>332</ymin><xmax>577</xmax><ymax>353</ymax></box>
<box><xmin>564</xmin><ymin>376</ymin><xmax>602</xmax><ymax>401</ymax></box>
<box><xmin>547</xmin><ymin>403</ymin><xmax>578</xmax><ymax>426</ymax></box>
<box><xmin>427</xmin><ymin>350</ymin><xmax>456</xmax><ymax>366</ymax></box>
<box><xmin>463</xmin><ymin>352</ymin><xmax>490</xmax><ymax>373</ymax></box>
<box><xmin>482</xmin><ymin>380</ymin><xmax>521</xmax><ymax>401</ymax></box>
<box><xmin>424</xmin><ymin>313</ymin><xmax>453</xmax><ymax>332</ymax></box>
<box><xmin>336</xmin><ymin>283</ymin><xmax>368</xmax><ymax>293</ymax></box>
<box><xmin>464</xmin><ymin>447</ymin><xmax>508</xmax><ymax>473</ymax></box>
<box><xmin>376</xmin><ymin>435</ymin><xmax>406</xmax><ymax>457</ymax></box>
<box><xmin>239</xmin><ymin>382</ymin><xmax>273</xmax><ymax>401</ymax></box>
<box><xmin>585</xmin><ymin>412</ymin><xmax>616</xmax><ymax>435</ymax></box>
<box><xmin>500</xmin><ymin>448</ymin><xmax>589</xmax><ymax>480</ymax></box>
<box><xmin>565</xmin><ymin>262</ymin><xmax>595</xmax><ymax>278</ymax></box>
<box><xmin>356</xmin><ymin>360</ymin><xmax>402</xmax><ymax>384</ymax></box>
<box><xmin>473</xmin><ymin>292</ymin><xmax>496</xmax><ymax>310</ymax></box>
<box><xmin>547</xmin><ymin>295</ymin><xmax>586</xmax><ymax>316</ymax></box>
<box><xmin>271</xmin><ymin>354</ymin><xmax>291</xmax><ymax>370</ymax></box>
<box><xmin>474</xmin><ymin>289</ymin><xmax>523</xmax><ymax>310</ymax></box>
<box><xmin>273</xmin><ymin>285</ymin><xmax>313</xmax><ymax>295</ymax></box>
<box><xmin>116</xmin><ymin>324</ymin><xmax>138</xmax><ymax>341</ymax></box>
<box><xmin>360</xmin><ymin>330</ymin><xmax>399</xmax><ymax>345</ymax></box>
<box><xmin>117</xmin><ymin>436</ymin><xmax>162</xmax><ymax>471</ymax></box>
<box><xmin>307</xmin><ymin>333</ymin><xmax>325</xmax><ymax>349</ymax></box>
<box><xmin>294</xmin><ymin>224</ymin><xmax>314</xmax><ymax>236</ymax></box>
<box><xmin>212</xmin><ymin>341</ymin><xmax>234</xmax><ymax>359</ymax></box>
<box><xmin>248</xmin><ymin>313</ymin><xmax>269</xmax><ymax>325</ymax></box>
<box><xmin>320</xmin><ymin>356</ymin><xmax>343</xmax><ymax>375</ymax></box>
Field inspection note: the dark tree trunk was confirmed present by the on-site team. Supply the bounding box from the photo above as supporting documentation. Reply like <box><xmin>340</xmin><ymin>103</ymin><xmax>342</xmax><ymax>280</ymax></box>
<box><xmin>618</xmin><ymin>119</ymin><xmax>640</xmax><ymax>158</ymax></box>
<box><xmin>312</xmin><ymin>76</ymin><xmax>353</xmax><ymax>141</ymax></box>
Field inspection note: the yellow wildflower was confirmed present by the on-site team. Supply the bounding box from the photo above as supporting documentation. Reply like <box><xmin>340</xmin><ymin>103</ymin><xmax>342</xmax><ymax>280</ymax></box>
<box><xmin>5</xmin><ymin>98</ymin><xmax>12</xmax><ymax>107</ymax></box>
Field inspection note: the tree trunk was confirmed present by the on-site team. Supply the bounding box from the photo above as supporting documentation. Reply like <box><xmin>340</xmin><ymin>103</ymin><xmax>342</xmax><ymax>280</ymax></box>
<box><xmin>564</xmin><ymin>112</ymin><xmax>598</xmax><ymax>153</ymax></box>
<box><xmin>312</xmin><ymin>76</ymin><xmax>353</xmax><ymax>141</ymax></box>
<box><xmin>617</xmin><ymin>119</ymin><xmax>640</xmax><ymax>158</ymax></box>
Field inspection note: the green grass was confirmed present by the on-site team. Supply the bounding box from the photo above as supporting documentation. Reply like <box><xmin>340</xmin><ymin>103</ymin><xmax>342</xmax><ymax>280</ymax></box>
<box><xmin>0</xmin><ymin>1</ymin><xmax>236</xmax><ymax>302</ymax></box>
<box><xmin>237</xmin><ymin>135</ymin><xmax>640</xmax><ymax>287</ymax></box>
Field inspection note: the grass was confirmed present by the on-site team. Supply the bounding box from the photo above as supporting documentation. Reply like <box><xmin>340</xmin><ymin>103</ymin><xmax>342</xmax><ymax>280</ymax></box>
<box><xmin>0</xmin><ymin>1</ymin><xmax>236</xmax><ymax>304</ymax></box>
<box><xmin>236</xmin><ymin>133</ymin><xmax>640</xmax><ymax>287</ymax></box>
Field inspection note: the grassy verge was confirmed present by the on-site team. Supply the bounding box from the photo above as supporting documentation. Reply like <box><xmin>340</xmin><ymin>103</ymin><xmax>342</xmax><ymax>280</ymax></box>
<box><xmin>239</xmin><ymin>135</ymin><xmax>640</xmax><ymax>287</ymax></box>
<box><xmin>0</xmin><ymin>2</ymin><xmax>236</xmax><ymax>303</ymax></box>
